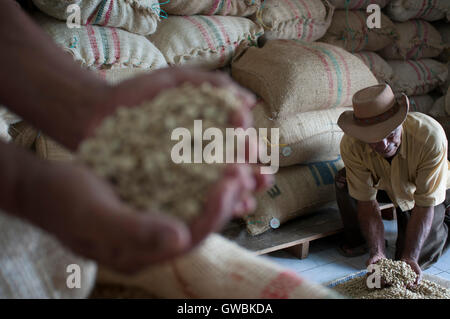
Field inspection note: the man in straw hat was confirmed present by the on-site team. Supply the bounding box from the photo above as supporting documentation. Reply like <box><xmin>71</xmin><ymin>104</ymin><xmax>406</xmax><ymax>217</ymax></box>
<box><xmin>335</xmin><ymin>83</ymin><xmax>450</xmax><ymax>284</ymax></box>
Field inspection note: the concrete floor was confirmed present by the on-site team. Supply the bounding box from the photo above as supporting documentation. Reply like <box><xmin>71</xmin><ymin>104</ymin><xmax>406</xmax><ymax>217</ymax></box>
<box><xmin>263</xmin><ymin>219</ymin><xmax>450</xmax><ymax>285</ymax></box>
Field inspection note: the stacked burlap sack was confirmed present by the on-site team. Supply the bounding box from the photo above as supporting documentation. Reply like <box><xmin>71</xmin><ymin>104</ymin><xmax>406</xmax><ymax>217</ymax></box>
<box><xmin>231</xmin><ymin>39</ymin><xmax>379</xmax><ymax>235</ymax></box>
<box><xmin>375</xmin><ymin>1</ymin><xmax>450</xmax><ymax>133</ymax></box>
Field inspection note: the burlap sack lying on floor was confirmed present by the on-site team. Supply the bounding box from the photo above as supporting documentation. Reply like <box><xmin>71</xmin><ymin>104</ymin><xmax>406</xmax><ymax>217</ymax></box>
<box><xmin>32</xmin><ymin>0</ymin><xmax>160</xmax><ymax>35</ymax></box>
<box><xmin>379</xmin><ymin>20</ymin><xmax>443</xmax><ymax>60</ymax></box>
<box><xmin>161</xmin><ymin>0</ymin><xmax>261</xmax><ymax>16</ymax></box>
<box><xmin>35</xmin><ymin>13</ymin><xmax>167</xmax><ymax>70</ymax></box>
<box><xmin>232</xmin><ymin>40</ymin><xmax>378</xmax><ymax>118</ymax></box>
<box><xmin>320</xmin><ymin>10</ymin><xmax>396</xmax><ymax>52</ymax></box>
<box><xmin>408</xmin><ymin>95</ymin><xmax>435</xmax><ymax>114</ymax></box>
<box><xmin>245</xmin><ymin>158</ymin><xmax>344</xmax><ymax>235</ymax></box>
<box><xmin>388</xmin><ymin>59</ymin><xmax>448</xmax><ymax>96</ymax></box>
<box><xmin>386</xmin><ymin>0</ymin><xmax>450</xmax><ymax>22</ymax></box>
<box><xmin>0</xmin><ymin>211</ymin><xmax>97</xmax><ymax>298</ymax></box>
<box><xmin>251</xmin><ymin>0</ymin><xmax>334</xmax><ymax>42</ymax></box>
<box><xmin>252</xmin><ymin>103</ymin><xmax>350</xmax><ymax>167</ymax></box>
<box><xmin>96</xmin><ymin>234</ymin><xmax>341</xmax><ymax>298</ymax></box>
<box><xmin>149</xmin><ymin>15</ymin><xmax>263</xmax><ymax>69</ymax></box>
<box><xmin>353</xmin><ymin>51</ymin><xmax>393</xmax><ymax>84</ymax></box>
<box><xmin>327</xmin><ymin>0</ymin><xmax>390</xmax><ymax>9</ymax></box>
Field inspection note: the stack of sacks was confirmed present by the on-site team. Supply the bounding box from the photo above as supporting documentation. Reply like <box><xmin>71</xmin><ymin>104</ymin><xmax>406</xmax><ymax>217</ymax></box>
<box><xmin>148</xmin><ymin>0</ymin><xmax>264</xmax><ymax>69</ymax></box>
<box><xmin>321</xmin><ymin>0</ymin><xmax>396</xmax><ymax>84</ymax></box>
<box><xmin>379</xmin><ymin>9</ymin><xmax>448</xmax><ymax>117</ymax></box>
<box><xmin>31</xmin><ymin>0</ymin><xmax>168</xmax><ymax>83</ymax></box>
<box><xmin>249</xmin><ymin>0</ymin><xmax>335</xmax><ymax>43</ymax></box>
<box><xmin>232</xmin><ymin>40</ymin><xmax>378</xmax><ymax>235</ymax></box>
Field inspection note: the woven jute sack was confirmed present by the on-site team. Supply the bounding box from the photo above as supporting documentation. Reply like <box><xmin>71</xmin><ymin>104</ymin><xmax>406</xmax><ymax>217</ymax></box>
<box><xmin>32</xmin><ymin>0</ymin><xmax>160</xmax><ymax>35</ymax></box>
<box><xmin>353</xmin><ymin>51</ymin><xmax>393</xmax><ymax>84</ymax></box>
<box><xmin>232</xmin><ymin>40</ymin><xmax>378</xmax><ymax>117</ymax></box>
<box><xmin>436</xmin><ymin>23</ymin><xmax>450</xmax><ymax>63</ymax></box>
<box><xmin>245</xmin><ymin>158</ymin><xmax>344</xmax><ymax>236</ymax></box>
<box><xmin>320</xmin><ymin>10</ymin><xmax>397</xmax><ymax>52</ymax></box>
<box><xmin>429</xmin><ymin>96</ymin><xmax>447</xmax><ymax>118</ymax></box>
<box><xmin>327</xmin><ymin>0</ymin><xmax>390</xmax><ymax>9</ymax></box>
<box><xmin>149</xmin><ymin>15</ymin><xmax>263</xmax><ymax>69</ymax></box>
<box><xmin>408</xmin><ymin>94</ymin><xmax>435</xmax><ymax>114</ymax></box>
<box><xmin>161</xmin><ymin>0</ymin><xmax>261</xmax><ymax>16</ymax></box>
<box><xmin>252</xmin><ymin>103</ymin><xmax>350</xmax><ymax>167</ymax></box>
<box><xmin>250</xmin><ymin>0</ymin><xmax>334</xmax><ymax>42</ymax></box>
<box><xmin>379</xmin><ymin>20</ymin><xmax>443</xmax><ymax>60</ymax></box>
<box><xmin>96</xmin><ymin>234</ymin><xmax>341</xmax><ymax>298</ymax></box>
<box><xmin>93</xmin><ymin>67</ymin><xmax>150</xmax><ymax>84</ymax></box>
<box><xmin>388</xmin><ymin>59</ymin><xmax>448</xmax><ymax>96</ymax></box>
<box><xmin>0</xmin><ymin>210</ymin><xmax>97</xmax><ymax>298</ymax></box>
<box><xmin>386</xmin><ymin>0</ymin><xmax>450</xmax><ymax>22</ymax></box>
<box><xmin>35</xmin><ymin>13</ymin><xmax>167</xmax><ymax>70</ymax></box>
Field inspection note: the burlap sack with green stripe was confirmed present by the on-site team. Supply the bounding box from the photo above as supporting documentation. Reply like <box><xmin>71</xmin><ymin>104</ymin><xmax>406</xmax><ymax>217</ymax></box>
<box><xmin>353</xmin><ymin>51</ymin><xmax>393</xmax><ymax>84</ymax></box>
<box><xmin>149</xmin><ymin>15</ymin><xmax>263</xmax><ymax>69</ymax></box>
<box><xmin>32</xmin><ymin>0</ymin><xmax>160</xmax><ymax>35</ymax></box>
<box><xmin>161</xmin><ymin>0</ymin><xmax>261</xmax><ymax>16</ymax></box>
<box><xmin>327</xmin><ymin>0</ymin><xmax>390</xmax><ymax>9</ymax></box>
<box><xmin>386</xmin><ymin>0</ymin><xmax>450</xmax><ymax>22</ymax></box>
<box><xmin>251</xmin><ymin>0</ymin><xmax>334</xmax><ymax>42</ymax></box>
<box><xmin>252</xmin><ymin>103</ymin><xmax>350</xmax><ymax>167</ymax></box>
<box><xmin>232</xmin><ymin>40</ymin><xmax>378</xmax><ymax>118</ymax></box>
<box><xmin>388</xmin><ymin>59</ymin><xmax>448</xmax><ymax>96</ymax></box>
<box><xmin>245</xmin><ymin>158</ymin><xmax>344</xmax><ymax>236</ymax></box>
<box><xmin>96</xmin><ymin>234</ymin><xmax>340</xmax><ymax>298</ymax></box>
<box><xmin>379</xmin><ymin>20</ymin><xmax>443</xmax><ymax>60</ymax></box>
<box><xmin>408</xmin><ymin>95</ymin><xmax>435</xmax><ymax>114</ymax></box>
<box><xmin>320</xmin><ymin>10</ymin><xmax>397</xmax><ymax>52</ymax></box>
<box><xmin>35</xmin><ymin>13</ymin><xmax>167</xmax><ymax>70</ymax></box>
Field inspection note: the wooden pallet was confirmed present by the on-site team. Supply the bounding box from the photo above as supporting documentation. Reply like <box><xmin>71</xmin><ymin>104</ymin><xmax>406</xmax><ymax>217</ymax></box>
<box><xmin>221</xmin><ymin>203</ymin><xmax>394</xmax><ymax>259</ymax></box>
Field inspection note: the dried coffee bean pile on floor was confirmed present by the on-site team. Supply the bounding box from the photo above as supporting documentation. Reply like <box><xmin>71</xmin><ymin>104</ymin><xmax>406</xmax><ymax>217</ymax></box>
<box><xmin>332</xmin><ymin>259</ymin><xmax>450</xmax><ymax>299</ymax></box>
<box><xmin>78</xmin><ymin>83</ymin><xmax>242</xmax><ymax>223</ymax></box>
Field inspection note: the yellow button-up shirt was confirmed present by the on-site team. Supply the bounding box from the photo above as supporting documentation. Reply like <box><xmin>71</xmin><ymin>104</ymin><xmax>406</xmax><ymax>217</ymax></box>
<box><xmin>341</xmin><ymin>112</ymin><xmax>449</xmax><ymax>211</ymax></box>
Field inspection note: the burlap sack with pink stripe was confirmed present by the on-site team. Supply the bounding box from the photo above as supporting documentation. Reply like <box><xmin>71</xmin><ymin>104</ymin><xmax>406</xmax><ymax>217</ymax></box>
<box><xmin>252</xmin><ymin>103</ymin><xmax>350</xmax><ymax>167</ymax></box>
<box><xmin>408</xmin><ymin>95</ymin><xmax>435</xmax><ymax>114</ymax></box>
<box><xmin>149</xmin><ymin>15</ymin><xmax>263</xmax><ymax>69</ymax></box>
<box><xmin>34</xmin><ymin>13</ymin><xmax>167</xmax><ymax>70</ymax></box>
<box><xmin>245</xmin><ymin>158</ymin><xmax>344</xmax><ymax>235</ymax></box>
<box><xmin>327</xmin><ymin>0</ymin><xmax>390</xmax><ymax>9</ymax></box>
<box><xmin>388</xmin><ymin>59</ymin><xmax>448</xmax><ymax>96</ymax></box>
<box><xmin>320</xmin><ymin>10</ymin><xmax>397</xmax><ymax>52</ymax></box>
<box><xmin>232</xmin><ymin>40</ymin><xmax>378</xmax><ymax>118</ymax></box>
<box><xmin>379</xmin><ymin>20</ymin><xmax>443</xmax><ymax>60</ymax></box>
<box><xmin>353</xmin><ymin>51</ymin><xmax>393</xmax><ymax>84</ymax></box>
<box><xmin>161</xmin><ymin>0</ymin><xmax>261</xmax><ymax>16</ymax></box>
<box><xmin>32</xmin><ymin>0</ymin><xmax>160</xmax><ymax>35</ymax></box>
<box><xmin>251</xmin><ymin>0</ymin><xmax>334</xmax><ymax>42</ymax></box>
<box><xmin>96</xmin><ymin>234</ymin><xmax>341</xmax><ymax>298</ymax></box>
<box><xmin>386</xmin><ymin>0</ymin><xmax>450</xmax><ymax>22</ymax></box>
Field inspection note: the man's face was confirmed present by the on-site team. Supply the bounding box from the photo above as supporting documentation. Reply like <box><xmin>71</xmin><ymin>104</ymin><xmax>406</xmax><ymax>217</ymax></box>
<box><xmin>368</xmin><ymin>126</ymin><xmax>402</xmax><ymax>158</ymax></box>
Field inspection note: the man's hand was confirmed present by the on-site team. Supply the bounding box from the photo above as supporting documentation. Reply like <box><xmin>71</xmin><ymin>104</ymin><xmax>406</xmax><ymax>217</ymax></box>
<box><xmin>8</xmin><ymin>147</ymin><xmax>270</xmax><ymax>274</ymax></box>
<box><xmin>401</xmin><ymin>257</ymin><xmax>422</xmax><ymax>286</ymax></box>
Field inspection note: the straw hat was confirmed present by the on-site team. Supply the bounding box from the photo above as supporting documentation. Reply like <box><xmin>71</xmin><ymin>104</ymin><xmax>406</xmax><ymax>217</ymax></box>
<box><xmin>338</xmin><ymin>84</ymin><xmax>409</xmax><ymax>143</ymax></box>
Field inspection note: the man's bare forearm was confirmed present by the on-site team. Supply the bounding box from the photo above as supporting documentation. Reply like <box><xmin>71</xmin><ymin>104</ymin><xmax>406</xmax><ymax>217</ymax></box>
<box><xmin>0</xmin><ymin>0</ymin><xmax>112</xmax><ymax>150</ymax></box>
<box><xmin>0</xmin><ymin>140</ymin><xmax>43</xmax><ymax>218</ymax></box>
<box><xmin>357</xmin><ymin>200</ymin><xmax>385</xmax><ymax>257</ymax></box>
<box><xmin>401</xmin><ymin>205</ymin><xmax>434</xmax><ymax>262</ymax></box>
